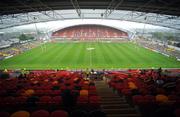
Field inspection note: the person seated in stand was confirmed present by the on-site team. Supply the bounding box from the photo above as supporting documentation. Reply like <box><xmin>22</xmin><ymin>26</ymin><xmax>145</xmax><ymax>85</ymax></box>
<box><xmin>140</xmin><ymin>69</ymin><xmax>146</xmax><ymax>75</ymax></box>
<box><xmin>0</xmin><ymin>70</ymin><xmax>10</xmax><ymax>79</ymax></box>
<box><xmin>156</xmin><ymin>77</ymin><xmax>164</xmax><ymax>86</ymax></box>
<box><xmin>18</xmin><ymin>73</ymin><xmax>27</xmax><ymax>79</ymax></box>
<box><xmin>162</xmin><ymin>76</ymin><xmax>176</xmax><ymax>93</ymax></box>
<box><xmin>61</xmin><ymin>89</ymin><xmax>77</xmax><ymax>108</ymax></box>
<box><xmin>26</xmin><ymin>96</ymin><xmax>39</xmax><ymax>107</ymax></box>
<box><xmin>91</xmin><ymin>69</ymin><xmax>95</xmax><ymax>74</ymax></box>
<box><xmin>157</xmin><ymin>67</ymin><xmax>162</xmax><ymax>78</ymax></box>
<box><xmin>89</xmin><ymin>81</ymin><xmax>95</xmax><ymax>86</ymax></box>
<box><xmin>144</xmin><ymin>76</ymin><xmax>154</xmax><ymax>85</ymax></box>
<box><xmin>70</xmin><ymin>110</ymin><xmax>88</xmax><ymax>117</ymax></box>
<box><xmin>85</xmin><ymin>68</ymin><xmax>90</xmax><ymax>79</ymax></box>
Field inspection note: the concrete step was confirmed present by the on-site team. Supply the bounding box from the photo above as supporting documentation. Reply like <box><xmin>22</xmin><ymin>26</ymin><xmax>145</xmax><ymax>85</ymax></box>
<box><xmin>107</xmin><ymin>114</ymin><xmax>141</xmax><ymax>117</ymax></box>
<box><xmin>97</xmin><ymin>93</ymin><xmax>116</xmax><ymax>95</ymax></box>
<box><xmin>97</xmin><ymin>88</ymin><xmax>110</xmax><ymax>89</ymax></box>
<box><xmin>103</xmin><ymin>108</ymin><xmax>137</xmax><ymax>114</ymax></box>
<box><xmin>95</xmin><ymin>81</ymin><xmax>141</xmax><ymax>117</ymax></box>
<box><xmin>100</xmin><ymin>96</ymin><xmax>122</xmax><ymax>98</ymax></box>
<box><xmin>101</xmin><ymin>98</ymin><xmax>126</xmax><ymax>102</ymax></box>
<box><xmin>101</xmin><ymin>96</ymin><xmax>124</xmax><ymax>98</ymax></box>
<box><xmin>101</xmin><ymin>104</ymin><xmax>131</xmax><ymax>109</ymax></box>
<box><xmin>97</xmin><ymin>91</ymin><xmax>114</xmax><ymax>93</ymax></box>
<box><xmin>96</xmin><ymin>85</ymin><xmax>109</xmax><ymax>87</ymax></box>
<box><xmin>97</xmin><ymin>88</ymin><xmax>113</xmax><ymax>90</ymax></box>
<box><xmin>100</xmin><ymin>94</ymin><xmax>120</xmax><ymax>99</ymax></box>
<box><xmin>101</xmin><ymin>98</ymin><xmax>125</xmax><ymax>101</ymax></box>
<box><xmin>96</xmin><ymin>85</ymin><xmax>110</xmax><ymax>87</ymax></box>
<box><xmin>101</xmin><ymin>101</ymin><xmax>127</xmax><ymax>104</ymax></box>
<box><xmin>99</xmin><ymin>95</ymin><xmax>119</xmax><ymax>97</ymax></box>
<box><xmin>96</xmin><ymin>89</ymin><xmax>112</xmax><ymax>91</ymax></box>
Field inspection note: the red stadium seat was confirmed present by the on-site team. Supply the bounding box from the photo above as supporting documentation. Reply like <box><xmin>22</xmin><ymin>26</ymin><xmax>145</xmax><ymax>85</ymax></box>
<box><xmin>11</xmin><ymin>111</ymin><xmax>30</xmax><ymax>117</ymax></box>
<box><xmin>37</xmin><ymin>96</ymin><xmax>52</xmax><ymax>106</ymax></box>
<box><xmin>132</xmin><ymin>95</ymin><xmax>145</xmax><ymax>105</ymax></box>
<box><xmin>35</xmin><ymin>90</ymin><xmax>44</xmax><ymax>96</ymax></box>
<box><xmin>77</xmin><ymin>96</ymin><xmax>88</xmax><ymax>106</ymax></box>
<box><xmin>50</xmin><ymin>110</ymin><xmax>68</xmax><ymax>117</ymax></box>
<box><xmin>51</xmin><ymin>90</ymin><xmax>61</xmax><ymax>96</ymax></box>
<box><xmin>144</xmin><ymin>95</ymin><xmax>156</xmax><ymax>105</ymax></box>
<box><xmin>121</xmin><ymin>88</ymin><xmax>131</xmax><ymax>96</ymax></box>
<box><xmin>52</xmin><ymin>96</ymin><xmax>62</xmax><ymax>105</ymax></box>
<box><xmin>89</xmin><ymin>90</ymin><xmax>97</xmax><ymax>96</ymax></box>
<box><xmin>89</xmin><ymin>96</ymin><xmax>101</xmax><ymax>108</ymax></box>
<box><xmin>15</xmin><ymin>96</ymin><xmax>28</xmax><ymax>105</ymax></box>
<box><xmin>31</xmin><ymin>110</ymin><xmax>49</xmax><ymax>117</ymax></box>
<box><xmin>89</xmin><ymin>86</ymin><xmax>96</xmax><ymax>90</ymax></box>
<box><xmin>3</xmin><ymin>96</ymin><xmax>16</xmax><ymax>107</ymax></box>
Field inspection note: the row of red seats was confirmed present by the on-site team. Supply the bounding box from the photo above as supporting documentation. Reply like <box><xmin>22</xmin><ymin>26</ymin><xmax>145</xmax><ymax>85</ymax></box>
<box><xmin>0</xmin><ymin>109</ymin><xmax>107</xmax><ymax>117</ymax></box>
<box><xmin>0</xmin><ymin>70</ymin><xmax>101</xmax><ymax>112</ymax></box>
<box><xmin>0</xmin><ymin>95</ymin><xmax>100</xmax><ymax>108</ymax></box>
<box><xmin>107</xmin><ymin>69</ymin><xmax>180</xmax><ymax>117</ymax></box>
<box><xmin>0</xmin><ymin>110</ymin><xmax>68</xmax><ymax>117</ymax></box>
<box><xmin>52</xmin><ymin>25</ymin><xmax>128</xmax><ymax>38</ymax></box>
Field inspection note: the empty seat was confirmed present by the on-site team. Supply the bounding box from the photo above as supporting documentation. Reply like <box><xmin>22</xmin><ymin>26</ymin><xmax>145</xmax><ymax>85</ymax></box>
<box><xmin>38</xmin><ymin>96</ymin><xmax>52</xmax><ymax>104</ymax></box>
<box><xmin>11</xmin><ymin>111</ymin><xmax>30</xmax><ymax>117</ymax></box>
<box><xmin>132</xmin><ymin>95</ymin><xmax>144</xmax><ymax>105</ymax></box>
<box><xmin>89</xmin><ymin>110</ymin><xmax>106</xmax><ymax>117</ymax></box>
<box><xmin>89</xmin><ymin>96</ymin><xmax>101</xmax><ymax>108</ymax></box>
<box><xmin>144</xmin><ymin>95</ymin><xmax>156</xmax><ymax>104</ymax></box>
<box><xmin>77</xmin><ymin>96</ymin><xmax>88</xmax><ymax>106</ymax></box>
<box><xmin>50</xmin><ymin>110</ymin><xmax>68</xmax><ymax>117</ymax></box>
<box><xmin>3</xmin><ymin>96</ymin><xmax>15</xmax><ymax>107</ymax></box>
<box><xmin>31</xmin><ymin>110</ymin><xmax>49</xmax><ymax>117</ymax></box>
<box><xmin>156</xmin><ymin>94</ymin><xmax>168</xmax><ymax>104</ymax></box>
<box><xmin>15</xmin><ymin>96</ymin><xmax>27</xmax><ymax>104</ymax></box>
<box><xmin>52</xmin><ymin>96</ymin><xmax>62</xmax><ymax>105</ymax></box>
<box><xmin>70</xmin><ymin>110</ymin><xmax>88</xmax><ymax>117</ymax></box>
<box><xmin>80</xmin><ymin>90</ymin><xmax>88</xmax><ymax>96</ymax></box>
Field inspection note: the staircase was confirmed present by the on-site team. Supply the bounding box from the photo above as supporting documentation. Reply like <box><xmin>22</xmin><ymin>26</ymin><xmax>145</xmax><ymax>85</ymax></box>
<box><xmin>95</xmin><ymin>80</ymin><xmax>141</xmax><ymax>117</ymax></box>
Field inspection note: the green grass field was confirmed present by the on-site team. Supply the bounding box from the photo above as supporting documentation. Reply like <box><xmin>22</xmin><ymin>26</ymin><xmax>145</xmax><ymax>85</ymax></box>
<box><xmin>0</xmin><ymin>42</ymin><xmax>180</xmax><ymax>70</ymax></box>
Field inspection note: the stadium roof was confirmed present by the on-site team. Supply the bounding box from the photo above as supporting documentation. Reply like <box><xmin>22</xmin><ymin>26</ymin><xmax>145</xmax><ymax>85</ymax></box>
<box><xmin>1</xmin><ymin>0</ymin><xmax>180</xmax><ymax>16</ymax></box>
<box><xmin>0</xmin><ymin>0</ymin><xmax>180</xmax><ymax>30</ymax></box>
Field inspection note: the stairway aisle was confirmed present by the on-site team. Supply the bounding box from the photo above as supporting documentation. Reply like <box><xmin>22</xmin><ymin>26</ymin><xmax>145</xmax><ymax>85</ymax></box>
<box><xmin>95</xmin><ymin>80</ymin><xmax>141</xmax><ymax>117</ymax></box>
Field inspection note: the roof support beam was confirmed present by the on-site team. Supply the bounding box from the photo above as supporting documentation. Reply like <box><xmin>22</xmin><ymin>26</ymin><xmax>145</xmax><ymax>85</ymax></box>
<box><xmin>71</xmin><ymin>0</ymin><xmax>81</xmax><ymax>18</ymax></box>
<box><xmin>15</xmin><ymin>0</ymin><xmax>62</xmax><ymax>20</ymax></box>
<box><xmin>0</xmin><ymin>17</ymin><xmax>3</xmax><ymax>24</ymax></box>
<box><xmin>103</xmin><ymin>0</ymin><xmax>124</xmax><ymax>18</ymax></box>
<box><xmin>119</xmin><ymin>0</ymin><xmax>154</xmax><ymax>20</ymax></box>
<box><xmin>35</xmin><ymin>0</ymin><xmax>64</xmax><ymax>19</ymax></box>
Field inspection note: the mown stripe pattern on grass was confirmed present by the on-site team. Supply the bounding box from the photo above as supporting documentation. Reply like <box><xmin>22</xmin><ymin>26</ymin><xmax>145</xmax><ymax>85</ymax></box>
<box><xmin>0</xmin><ymin>42</ymin><xmax>180</xmax><ymax>70</ymax></box>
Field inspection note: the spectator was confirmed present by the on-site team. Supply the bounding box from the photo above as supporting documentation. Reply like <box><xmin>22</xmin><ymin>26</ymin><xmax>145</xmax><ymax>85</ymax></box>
<box><xmin>89</xmin><ymin>110</ymin><xmax>106</xmax><ymax>117</ymax></box>
<box><xmin>61</xmin><ymin>89</ymin><xmax>77</xmax><ymax>108</ymax></box>
<box><xmin>157</xmin><ymin>67</ymin><xmax>162</xmax><ymax>78</ymax></box>
<box><xmin>70</xmin><ymin>110</ymin><xmax>88</xmax><ymax>117</ymax></box>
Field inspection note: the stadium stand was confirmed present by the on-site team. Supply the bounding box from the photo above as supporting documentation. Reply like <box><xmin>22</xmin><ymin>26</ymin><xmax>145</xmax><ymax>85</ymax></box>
<box><xmin>0</xmin><ymin>40</ymin><xmax>12</xmax><ymax>49</ymax></box>
<box><xmin>0</xmin><ymin>70</ymin><xmax>103</xmax><ymax>117</ymax></box>
<box><xmin>135</xmin><ymin>37</ymin><xmax>180</xmax><ymax>59</ymax></box>
<box><xmin>0</xmin><ymin>41</ymin><xmax>41</xmax><ymax>60</ymax></box>
<box><xmin>1</xmin><ymin>68</ymin><xmax>179</xmax><ymax>117</ymax></box>
<box><xmin>52</xmin><ymin>25</ymin><xmax>128</xmax><ymax>41</ymax></box>
<box><xmin>107</xmin><ymin>69</ymin><xmax>180</xmax><ymax>117</ymax></box>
